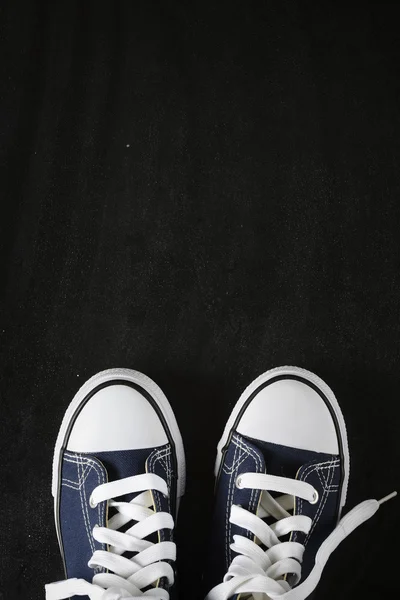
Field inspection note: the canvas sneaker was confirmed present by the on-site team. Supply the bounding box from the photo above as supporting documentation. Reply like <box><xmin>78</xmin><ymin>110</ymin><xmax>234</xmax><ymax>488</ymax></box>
<box><xmin>204</xmin><ymin>366</ymin><xmax>395</xmax><ymax>600</ymax></box>
<box><xmin>45</xmin><ymin>368</ymin><xmax>185</xmax><ymax>600</ymax></box>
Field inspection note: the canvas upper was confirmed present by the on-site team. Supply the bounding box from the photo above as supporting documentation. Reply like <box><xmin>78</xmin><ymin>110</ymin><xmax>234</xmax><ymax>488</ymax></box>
<box><xmin>46</xmin><ymin>369</ymin><xmax>185</xmax><ymax>600</ymax></box>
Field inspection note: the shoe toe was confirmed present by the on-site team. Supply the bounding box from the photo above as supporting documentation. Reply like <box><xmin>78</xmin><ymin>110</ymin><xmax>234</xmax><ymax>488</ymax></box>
<box><xmin>236</xmin><ymin>378</ymin><xmax>339</xmax><ymax>454</ymax></box>
<box><xmin>66</xmin><ymin>383</ymin><xmax>168</xmax><ymax>453</ymax></box>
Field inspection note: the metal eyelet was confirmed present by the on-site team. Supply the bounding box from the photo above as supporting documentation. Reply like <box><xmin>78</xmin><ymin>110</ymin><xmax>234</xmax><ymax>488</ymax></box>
<box><xmin>310</xmin><ymin>490</ymin><xmax>319</xmax><ymax>505</ymax></box>
<box><xmin>236</xmin><ymin>476</ymin><xmax>244</xmax><ymax>489</ymax></box>
<box><xmin>89</xmin><ymin>495</ymin><xmax>97</xmax><ymax>508</ymax></box>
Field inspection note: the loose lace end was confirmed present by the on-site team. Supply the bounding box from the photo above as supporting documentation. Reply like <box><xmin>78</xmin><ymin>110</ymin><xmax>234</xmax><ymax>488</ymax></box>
<box><xmin>378</xmin><ymin>491</ymin><xmax>397</xmax><ymax>505</ymax></box>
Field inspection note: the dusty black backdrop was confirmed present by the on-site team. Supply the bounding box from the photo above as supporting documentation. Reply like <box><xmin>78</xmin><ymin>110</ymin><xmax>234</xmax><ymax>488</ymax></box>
<box><xmin>0</xmin><ymin>2</ymin><xmax>399</xmax><ymax>599</ymax></box>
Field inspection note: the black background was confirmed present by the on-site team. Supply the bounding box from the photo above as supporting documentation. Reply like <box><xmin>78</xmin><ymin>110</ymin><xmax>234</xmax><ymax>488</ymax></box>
<box><xmin>0</xmin><ymin>2</ymin><xmax>399</xmax><ymax>599</ymax></box>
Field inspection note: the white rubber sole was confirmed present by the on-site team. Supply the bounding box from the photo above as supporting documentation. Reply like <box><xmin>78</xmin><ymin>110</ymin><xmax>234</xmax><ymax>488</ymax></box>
<box><xmin>52</xmin><ymin>368</ymin><xmax>186</xmax><ymax>511</ymax></box>
<box><xmin>215</xmin><ymin>366</ymin><xmax>350</xmax><ymax>515</ymax></box>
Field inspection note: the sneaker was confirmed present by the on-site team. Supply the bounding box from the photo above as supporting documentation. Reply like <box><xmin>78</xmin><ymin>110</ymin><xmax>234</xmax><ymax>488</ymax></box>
<box><xmin>45</xmin><ymin>368</ymin><xmax>185</xmax><ymax>600</ymax></box>
<box><xmin>204</xmin><ymin>366</ymin><xmax>395</xmax><ymax>600</ymax></box>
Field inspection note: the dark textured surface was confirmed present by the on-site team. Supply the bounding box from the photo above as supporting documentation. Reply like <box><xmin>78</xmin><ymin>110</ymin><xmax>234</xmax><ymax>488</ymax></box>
<box><xmin>0</xmin><ymin>1</ymin><xmax>399</xmax><ymax>599</ymax></box>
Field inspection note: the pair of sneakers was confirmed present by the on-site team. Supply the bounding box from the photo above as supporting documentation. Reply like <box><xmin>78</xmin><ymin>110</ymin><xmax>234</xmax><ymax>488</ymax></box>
<box><xmin>45</xmin><ymin>366</ymin><xmax>395</xmax><ymax>600</ymax></box>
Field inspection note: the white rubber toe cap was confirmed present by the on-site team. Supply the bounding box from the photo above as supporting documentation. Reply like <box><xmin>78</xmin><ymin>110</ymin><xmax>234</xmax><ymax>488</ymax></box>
<box><xmin>66</xmin><ymin>383</ymin><xmax>168</xmax><ymax>453</ymax></box>
<box><xmin>236</xmin><ymin>378</ymin><xmax>339</xmax><ymax>454</ymax></box>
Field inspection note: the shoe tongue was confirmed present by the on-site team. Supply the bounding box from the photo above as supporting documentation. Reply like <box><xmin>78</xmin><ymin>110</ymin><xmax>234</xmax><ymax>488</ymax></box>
<box><xmin>94</xmin><ymin>447</ymin><xmax>151</xmax><ymax>480</ymax></box>
<box><xmin>94</xmin><ymin>444</ymin><xmax>173</xmax><ymax>590</ymax></box>
<box><xmin>94</xmin><ymin>444</ymin><xmax>172</xmax><ymax>512</ymax></box>
<box><xmin>93</xmin><ymin>448</ymin><xmax>159</xmax><ymax>545</ymax></box>
<box><xmin>243</xmin><ymin>434</ymin><xmax>326</xmax><ymax>479</ymax></box>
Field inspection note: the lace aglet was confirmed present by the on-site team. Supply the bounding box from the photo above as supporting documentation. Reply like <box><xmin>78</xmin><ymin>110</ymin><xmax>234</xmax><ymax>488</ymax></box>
<box><xmin>378</xmin><ymin>491</ymin><xmax>397</xmax><ymax>505</ymax></box>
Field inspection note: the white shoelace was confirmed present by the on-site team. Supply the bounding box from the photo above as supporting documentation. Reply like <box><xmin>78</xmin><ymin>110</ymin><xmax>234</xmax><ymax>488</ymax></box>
<box><xmin>46</xmin><ymin>473</ymin><xmax>175</xmax><ymax>600</ymax></box>
<box><xmin>206</xmin><ymin>472</ymin><xmax>397</xmax><ymax>600</ymax></box>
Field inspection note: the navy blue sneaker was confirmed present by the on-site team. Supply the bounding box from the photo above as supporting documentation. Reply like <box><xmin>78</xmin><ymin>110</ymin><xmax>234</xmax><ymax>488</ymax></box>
<box><xmin>205</xmin><ymin>366</ymin><xmax>396</xmax><ymax>600</ymax></box>
<box><xmin>45</xmin><ymin>368</ymin><xmax>185</xmax><ymax>600</ymax></box>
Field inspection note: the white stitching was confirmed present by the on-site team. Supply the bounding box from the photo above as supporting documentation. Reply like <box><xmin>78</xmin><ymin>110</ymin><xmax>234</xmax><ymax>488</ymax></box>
<box><xmin>292</xmin><ymin>458</ymin><xmax>339</xmax><ymax>543</ymax></box>
<box><xmin>148</xmin><ymin>447</ymin><xmax>171</xmax><ymax>483</ymax></box>
<box><xmin>62</xmin><ymin>477</ymin><xmax>83</xmax><ymax>486</ymax></box>
<box><xmin>223</xmin><ymin>442</ymin><xmax>250</xmax><ymax>474</ymax></box>
<box><xmin>225</xmin><ymin>439</ymin><xmax>239</xmax><ymax>568</ymax></box>
<box><xmin>77</xmin><ymin>455</ymin><xmax>95</xmax><ymax>555</ymax></box>
<box><xmin>90</xmin><ymin>461</ymin><xmax>105</xmax><ymax>542</ymax></box>
<box><xmin>224</xmin><ymin>435</ymin><xmax>264</xmax><ymax>565</ymax></box>
<box><xmin>232</xmin><ymin>436</ymin><xmax>263</xmax><ymax>513</ymax></box>
<box><xmin>315</xmin><ymin>466</ymin><xmax>327</xmax><ymax>491</ymax></box>
<box><xmin>159</xmin><ymin>452</ymin><xmax>172</xmax><ymax>489</ymax></box>
<box><xmin>61</xmin><ymin>466</ymin><xmax>91</xmax><ymax>488</ymax></box>
<box><xmin>147</xmin><ymin>446</ymin><xmax>172</xmax><ymax>543</ymax></box>
<box><xmin>316</xmin><ymin>460</ymin><xmax>339</xmax><ymax>487</ymax></box>
<box><xmin>81</xmin><ymin>455</ymin><xmax>97</xmax><ymax>554</ymax></box>
<box><xmin>85</xmin><ymin>456</ymin><xmax>106</xmax><ymax>568</ymax></box>
<box><xmin>315</xmin><ymin>465</ymin><xmax>339</xmax><ymax>492</ymax></box>
<box><xmin>231</xmin><ymin>436</ymin><xmax>263</xmax><ymax>513</ymax></box>
<box><xmin>305</xmin><ymin>461</ymin><xmax>336</xmax><ymax>545</ymax></box>
<box><xmin>148</xmin><ymin>449</ymin><xmax>172</xmax><ymax>503</ymax></box>
<box><xmin>61</xmin><ymin>481</ymin><xmax>82</xmax><ymax>490</ymax></box>
<box><xmin>64</xmin><ymin>455</ymin><xmax>103</xmax><ymax>466</ymax></box>
<box><xmin>62</xmin><ymin>456</ymin><xmax>103</xmax><ymax>487</ymax></box>
<box><xmin>151</xmin><ymin>448</ymin><xmax>172</xmax><ymax>492</ymax></box>
<box><xmin>62</xmin><ymin>453</ymin><xmax>107</xmax><ymax>573</ymax></box>
<box><xmin>88</xmin><ymin>457</ymin><xmax>106</xmax><ymax>573</ymax></box>
<box><xmin>293</xmin><ymin>462</ymin><xmax>318</xmax><ymax>544</ymax></box>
